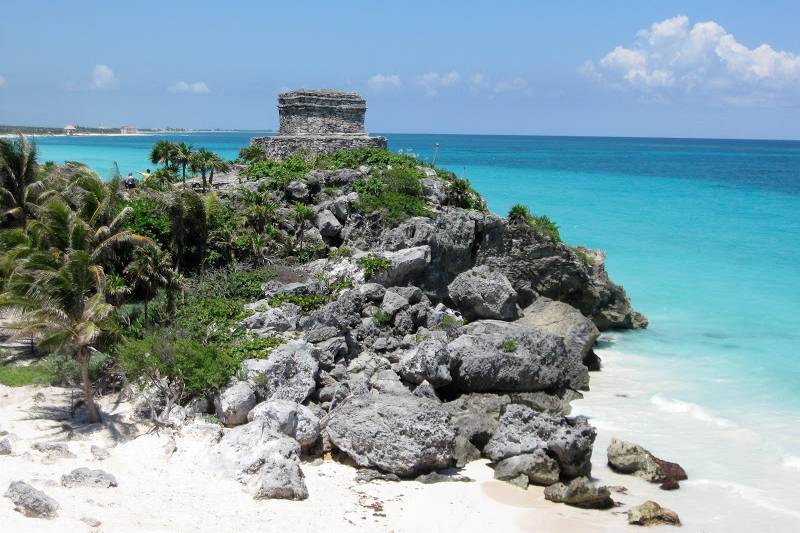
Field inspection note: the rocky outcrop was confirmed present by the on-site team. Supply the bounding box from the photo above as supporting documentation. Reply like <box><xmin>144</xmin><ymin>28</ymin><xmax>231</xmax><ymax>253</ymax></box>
<box><xmin>242</xmin><ymin>340</ymin><xmax>319</xmax><ymax>404</ymax></box>
<box><xmin>493</xmin><ymin>449</ymin><xmax>561</xmax><ymax>488</ymax></box>
<box><xmin>247</xmin><ymin>399</ymin><xmax>320</xmax><ymax>449</ymax></box>
<box><xmin>607</xmin><ymin>438</ymin><xmax>688</xmax><ymax>490</ymax></box>
<box><xmin>517</xmin><ymin>298</ymin><xmax>600</xmax><ymax>368</ymax></box>
<box><xmin>627</xmin><ymin>500</ymin><xmax>681</xmax><ymax>526</ymax></box>
<box><xmin>214</xmin><ymin>381</ymin><xmax>257</xmax><ymax>427</ymax></box>
<box><xmin>398</xmin><ymin>334</ymin><xmax>452</xmax><ymax>387</ymax></box>
<box><xmin>447</xmin><ymin>265</ymin><xmax>519</xmax><ymax>321</ymax></box>
<box><xmin>61</xmin><ymin>468</ymin><xmax>118</xmax><ymax>488</ymax></box>
<box><xmin>543</xmin><ymin>477</ymin><xmax>613</xmax><ymax>509</ymax></box>
<box><xmin>447</xmin><ymin>320</ymin><xmax>589</xmax><ymax>392</ymax></box>
<box><xmin>216</xmin><ymin>420</ymin><xmax>308</xmax><ymax>500</ymax></box>
<box><xmin>4</xmin><ymin>481</ymin><xmax>59</xmax><ymax>519</ymax></box>
<box><xmin>325</xmin><ymin>393</ymin><xmax>456</xmax><ymax>477</ymax></box>
<box><xmin>484</xmin><ymin>404</ymin><xmax>595</xmax><ymax>478</ymax></box>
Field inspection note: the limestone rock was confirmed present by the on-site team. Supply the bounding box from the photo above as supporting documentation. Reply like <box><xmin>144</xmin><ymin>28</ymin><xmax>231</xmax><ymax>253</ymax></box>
<box><xmin>493</xmin><ymin>449</ymin><xmax>561</xmax><ymax>487</ymax></box>
<box><xmin>448</xmin><ymin>265</ymin><xmax>519</xmax><ymax>321</ymax></box>
<box><xmin>442</xmin><ymin>393</ymin><xmax>510</xmax><ymax>449</ymax></box>
<box><xmin>243</xmin><ymin>340</ymin><xmax>319</xmax><ymax>404</ymax></box>
<box><xmin>627</xmin><ymin>500</ymin><xmax>681</xmax><ymax>526</ymax></box>
<box><xmin>241</xmin><ymin>304</ymin><xmax>300</xmax><ymax>336</ymax></box>
<box><xmin>61</xmin><ymin>468</ymin><xmax>118</xmax><ymax>488</ymax></box>
<box><xmin>247</xmin><ymin>399</ymin><xmax>321</xmax><ymax>448</ymax></box>
<box><xmin>447</xmin><ymin>320</ymin><xmax>589</xmax><ymax>392</ymax></box>
<box><xmin>31</xmin><ymin>442</ymin><xmax>75</xmax><ymax>459</ymax></box>
<box><xmin>314</xmin><ymin>209</ymin><xmax>342</xmax><ymax>237</ymax></box>
<box><xmin>367</xmin><ymin>246</ymin><xmax>431</xmax><ymax>286</ymax></box>
<box><xmin>607</xmin><ymin>438</ymin><xmax>688</xmax><ymax>490</ymax></box>
<box><xmin>252</xmin><ymin>454</ymin><xmax>309</xmax><ymax>500</ymax></box>
<box><xmin>0</xmin><ymin>437</ymin><xmax>12</xmax><ymax>455</ymax></box>
<box><xmin>518</xmin><ymin>298</ymin><xmax>600</xmax><ymax>366</ymax></box>
<box><xmin>543</xmin><ymin>477</ymin><xmax>613</xmax><ymax>509</ymax></box>
<box><xmin>380</xmin><ymin>289</ymin><xmax>409</xmax><ymax>318</ymax></box>
<box><xmin>399</xmin><ymin>335</ymin><xmax>452</xmax><ymax>387</ymax></box>
<box><xmin>4</xmin><ymin>481</ymin><xmax>59</xmax><ymax>519</ymax></box>
<box><xmin>484</xmin><ymin>404</ymin><xmax>595</xmax><ymax>478</ymax></box>
<box><xmin>90</xmin><ymin>445</ymin><xmax>110</xmax><ymax>461</ymax></box>
<box><xmin>286</xmin><ymin>180</ymin><xmax>309</xmax><ymax>201</ymax></box>
<box><xmin>325</xmin><ymin>393</ymin><xmax>455</xmax><ymax>476</ymax></box>
<box><xmin>214</xmin><ymin>381</ymin><xmax>257</xmax><ymax>427</ymax></box>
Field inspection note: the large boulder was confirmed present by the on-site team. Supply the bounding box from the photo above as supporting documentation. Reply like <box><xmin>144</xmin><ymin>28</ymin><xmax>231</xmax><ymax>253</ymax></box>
<box><xmin>447</xmin><ymin>320</ymin><xmax>589</xmax><ymax>392</ymax></box>
<box><xmin>447</xmin><ymin>265</ymin><xmax>519</xmax><ymax>321</ymax></box>
<box><xmin>314</xmin><ymin>209</ymin><xmax>342</xmax><ymax>237</ymax></box>
<box><xmin>366</xmin><ymin>246</ymin><xmax>432</xmax><ymax>287</ymax></box>
<box><xmin>299</xmin><ymin>290</ymin><xmax>363</xmax><ymax>342</ymax></box>
<box><xmin>216</xmin><ymin>420</ymin><xmax>308</xmax><ymax>500</ymax></box>
<box><xmin>61</xmin><ymin>468</ymin><xmax>118</xmax><ymax>488</ymax></box>
<box><xmin>441</xmin><ymin>393</ymin><xmax>510</xmax><ymax>449</ymax></box>
<box><xmin>517</xmin><ymin>298</ymin><xmax>599</xmax><ymax>366</ymax></box>
<box><xmin>325</xmin><ymin>393</ymin><xmax>456</xmax><ymax>477</ymax></box>
<box><xmin>627</xmin><ymin>501</ymin><xmax>681</xmax><ymax>526</ymax></box>
<box><xmin>607</xmin><ymin>438</ymin><xmax>688</xmax><ymax>490</ymax></box>
<box><xmin>398</xmin><ymin>335</ymin><xmax>452</xmax><ymax>387</ymax></box>
<box><xmin>543</xmin><ymin>477</ymin><xmax>613</xmax><ymax>509</ymax></box>
<box><xmin>214</xmin><ymin>381</ymin><xmax>257</xmax><ymax>427</ymax></box>
<box><xmin>242</xmin><ymin>340</ymin><xmax>319</xmax><ymax>404</ymax></box>
<box><xmin>4</xmin><ymin>481</ymin><xmax>59</xmax><ymax>519</ymax></box>
<box><xmin>493</xmin><ymin>449</ymin><xmax>561</xmax><ymax>487</ymax></box>
<box><xmin>484</xmin><ymin>404</ymin><xmax>595</xmax><ymax>478</ymax></box>
<box><xmin>247</xmin><ymin>399</ymin><xmax>320</xmax><ymax>448</ymax></box>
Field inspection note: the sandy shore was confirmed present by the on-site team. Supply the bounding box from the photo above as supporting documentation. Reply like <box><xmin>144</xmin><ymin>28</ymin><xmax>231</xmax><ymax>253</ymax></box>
<box><xmin>0</xmin><ymin>384</ymin><xmax>663</xmax><ymax>533</ymax></box>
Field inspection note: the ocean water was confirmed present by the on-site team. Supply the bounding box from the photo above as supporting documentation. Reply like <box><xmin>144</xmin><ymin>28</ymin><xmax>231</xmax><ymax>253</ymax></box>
<box><xmin>34</xmin><ymin>132</ymin><xmax>800</xmax><ymax>530</ymax></box>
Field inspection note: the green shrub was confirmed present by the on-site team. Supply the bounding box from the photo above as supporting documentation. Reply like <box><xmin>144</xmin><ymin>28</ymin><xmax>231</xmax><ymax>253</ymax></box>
<box><xmin>328</xmin><ymin>246</ymin><xmax>353</xmax><ymax>259</ymax></box>
<box><xmin>372</xmin><ymin>309</ymin><xmax>392</xmax><ymax>327</ymax></box>
<box><xmin>126</xmin><ymin>197</ymin><xmax>171</xmax><ymax>248</ymax></box>
<box><xmin>438</xmin><ymin>314</ymin><xmax>464</xmax><ymax>330</ymax></box>
<box><xmin>224</xmin><ymin>335</ymin><xmax>283</xmax><ymax>361</ymax></box>
<box><xmin>575</xmin><ymin>248</ymin><xmax>595</xmax><ymax>266</ymax></box>
<box><xmin>353</xmin><ymin>167</ymin><xmax>431</xmax><ymax>226</ymax></box>
<box><xmin>45</xmin><ymin>350</ymin><xmax>112</xmax><ymax>387</ymax></box>
<box><xmin>507</xmin><ymin>204</ymin><xmax>561</xmax><ymax>242</ymax></box>
<box><xmin>268</xmin><ymin>293</ymin><xmax>330</xmax><ymax>313</ymax></box>
<box><xmin>500</xmin><ymin>338</ymin><xmax>518</xmax><ymax>352</ymax></box>
<box><xmin>357</xmin><ymin>254</ymin><xmax>392</xmax><ymax>280</ymax></box>
<box><xmin>244</xmin><ymin>156</ymin><xmax>311</xmax><ymax>189</ymax></box>
<box><xmin>313</xmin><ymin>147</ymin><xmax>418</xmax><ymax>170</ymax></box>
<box><xmin>119</xmin><ymin>333</ymin><xmax>238</xmax><ymax>396</ymax></box>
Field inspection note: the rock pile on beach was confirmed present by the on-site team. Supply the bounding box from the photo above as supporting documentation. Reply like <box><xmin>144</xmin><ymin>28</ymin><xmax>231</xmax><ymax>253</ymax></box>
<box><xmin>146</xmin><ymin>163</ymin><xmax>649</xmax><ymax>506</ymax></box>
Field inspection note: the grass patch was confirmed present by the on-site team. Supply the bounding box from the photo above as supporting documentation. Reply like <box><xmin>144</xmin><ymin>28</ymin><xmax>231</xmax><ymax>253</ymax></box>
<box><xmin>268</xmin><ymin>293</ymin><xmax>330</xmax><ymax>313</ymax></box>
<box><xmin>500</xmin><ymin>339</ymin><xmax>518</xmax><ymax>353</ymax></box>
<box><xmin>357</xmin><ymin>254</ymin><xmax>392</xmax><ymax>280</ymax></box>
<box><xmin>0</xmin><ymin>362</ymin><xmax>55</xmax><ymax>387</ymax></box>
<box><xmin>508</xmin><ymin>204</ymin><xmax>561</xmax><ymax>242</ymax></box>
<box><xmin>574</xmin><ymin>248</ymin><xmax>595</xmax><ymax>266</ymax></box>
<box><xmin>353</xmin><ymin>167</ymin><xmax>432</xmax><ymax>226</ymax></box>
<box><xmin>437</xmin><ymin>314</ymin><xmax>464</xmax><ymax>330</ymax></box>
<box><xmin>372</xmin><ymin>309</ymin><xmax>392</xmax><ymax>327</ymax></box>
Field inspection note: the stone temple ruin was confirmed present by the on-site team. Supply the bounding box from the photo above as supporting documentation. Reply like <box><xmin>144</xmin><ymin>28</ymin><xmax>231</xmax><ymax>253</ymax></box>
<box><xmin>251</xmin><ymin>89</ymin><xmax>387</xmax><ymax>161</ymax></box>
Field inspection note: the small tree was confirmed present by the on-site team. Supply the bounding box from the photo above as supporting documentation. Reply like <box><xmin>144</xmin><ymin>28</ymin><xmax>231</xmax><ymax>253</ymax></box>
<box><xmin>0</xmin><ymin>134</ymin><xmax>43</xmax><ymax>226</ymax></box>
<box><xmin>291</xmin><ymin>202</ymin><xmax>314</xmax><ymax>253</ymax></box>
<box><xmin>125</xmin><ymin>244</ymin><xmax>171</xmax><ymax>324</ymax></box>
<box><xmin>172</xmin><ymin>142</ymin><xmax>194</xmax><ymax>188</ymax></box>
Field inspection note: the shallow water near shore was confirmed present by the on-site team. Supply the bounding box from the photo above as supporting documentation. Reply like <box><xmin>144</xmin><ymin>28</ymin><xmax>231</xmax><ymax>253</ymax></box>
<box><xmin>34</xmin><ymin>132</ymin><xmax>800</xmax><ymax>530</ymax></box>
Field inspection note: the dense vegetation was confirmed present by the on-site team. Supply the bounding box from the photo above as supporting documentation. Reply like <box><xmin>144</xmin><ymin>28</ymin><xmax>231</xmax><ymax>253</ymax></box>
<box><xmin>0</xmin><ymin>133</ymin><xmax>561</xmax><ymax>423</ymax></box>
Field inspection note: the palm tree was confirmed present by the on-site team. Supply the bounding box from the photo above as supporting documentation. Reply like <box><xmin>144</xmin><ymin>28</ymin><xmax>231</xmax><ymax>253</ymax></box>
<box><xmin>238</xmin><ymin>144</ymin><xmax>264</xmax><ymax>164</ymax></box>
<box><xmin>206</xmin><ymin>152</ymin><xmax>229</xmax><ymax>187</ymax></box>
<box><xmin>0</xmin><ymin>249</ymin><xmax>113</xmax><ymax>423</ymax></box>
<box><xmin>0</xmin><ymin>134</ymin><xmax>43</xmax><ymax>226</ymax></box>
<box><xmin>508</xmin><ymin>204</ymin><xmax>532</xmax><ymax>226</ymax></box>
<box><xmin>124</xmin><ymin>244</ymin><xmax>170</xmax><ymax>324</ymax></box>
<box><xmin>150</xmin><ymin>140</ymin><xmax>176</xmax><ymax>170</ymax></box>
<box><xmin>291</xmin><ymin>202</ymin><xmax>314</xmax><ymax>253</ymax></box>
<box><xmin>172</xmin><ymin>142</ymin><xmax>194</xmax><ymax>188</ymax></box>
<box><xmin>190</xmin><ymin>148</ymin><xmax>213</xmax><ymax>192</ymax></box>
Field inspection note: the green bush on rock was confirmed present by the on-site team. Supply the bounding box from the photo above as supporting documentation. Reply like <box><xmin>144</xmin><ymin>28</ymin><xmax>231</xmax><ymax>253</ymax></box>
<box><xmin>357</xmin><ymin>254</ymin><xmax>392</xmax><ymax>280</ymax></box>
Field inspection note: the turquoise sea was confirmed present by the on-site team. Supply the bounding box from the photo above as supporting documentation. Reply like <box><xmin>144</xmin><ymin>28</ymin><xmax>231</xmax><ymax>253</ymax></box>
<box><xmin>33</xmin><ymin>132</ymin><xmax>800</xmax><ymax>530</ymax></box>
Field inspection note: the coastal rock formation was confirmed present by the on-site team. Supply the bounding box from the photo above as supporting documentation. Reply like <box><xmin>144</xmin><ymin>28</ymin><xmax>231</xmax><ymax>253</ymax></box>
<box><xmin>607</xmin><ymin>438</ymin><xmax>688</xmax><ymax>490</ymax></box>
<box><xmin>484</xmin><ymin>404</ymin><xmax>595</xmax><ymax>478</ymax></box>
<box><xmin>447</xmin><ymin>320</ymin><xmax>589</xmax><ymax>392</ymax></box>
<box><xmin>4</xmin><ymin>481</ymin><xmax>60</xmax><ymax>519</ymax></box>
<box><xmin>324</xmin><ymin>393</ymin><xmax>456</xmax><ymax>477</ymax></box>
<box><xmin>447</xmin><ymin>265</ymin><xmax>520</xmax><ymax>321</ymax></box>
<box><xmin>214</xmin><ymin>380</ymin><xmax>257</xmax><ymax>427</ymax></box>
<box><xmin>251</xmin><ymin>90</ymin><xmax>387</xmax><ymax>161</ymax></box>
<box><xmin>247</xmin><ymin>399</ymin><xmax>321</xmax><ymax>449</ymax></box>
<box><xmin>627</xmin><ymin>500</ymin><xmax>681</xmax><ymax>526</ymax></box>
<box><xmin>517</xmin><ymin>297</ymin><xmax>600</xmax><ymax>368</ymax></box>
<box><xmin>543</xmin><ymin>477</ymin><xmax>614</xmax><ymax>509</ymax></box>
<box><xmin>493</xmin><ymin>449</ymin><xmax>561</xmax><ymax>488</ymax></box>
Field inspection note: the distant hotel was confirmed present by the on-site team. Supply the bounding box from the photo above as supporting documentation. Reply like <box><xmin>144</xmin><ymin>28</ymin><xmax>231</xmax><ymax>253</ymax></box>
<box><xmin>63</xmin><ymin>124</ymin><xmax>77</xmax><ymax>135</ymax></box>
<box><xmin>120</xmin><ymin>125</ymin><xmax>139</xmax><ymax>135</ymax></box>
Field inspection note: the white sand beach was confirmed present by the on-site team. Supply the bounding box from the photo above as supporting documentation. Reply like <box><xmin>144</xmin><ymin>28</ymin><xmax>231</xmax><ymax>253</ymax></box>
<box><xmin>0</xmin><ymin>384</ymin><xmax>650</xmax><ymax>533</ymax></box>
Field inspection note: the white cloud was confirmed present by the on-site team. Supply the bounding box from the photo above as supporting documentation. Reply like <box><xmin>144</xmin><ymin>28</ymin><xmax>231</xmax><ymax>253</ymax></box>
<box><xmin>367</xmin><ymin>73</ymin><xmax>401</xmax><ymax>90</ymax></box>
<box><xmin>168</xmin><ymin>81</ymin><xmax>210</xmax><ymax>94</ymax></box>
<box><xmin>470</xmin><ymin>73</ymin><xmax>489</xmax><ymax>89</ymax></box>
<box><xmin>583</xmin><ymin>15</ymin><xmax>800</xmax><ymax>104</ymax></box>
<box><xmin>0</xmin><ymin>75</ymin><xmax>7</xmax><ymax>89</ymax></box>
<box><xmin>415</xmin><ymin>71</ymin><xmax>461</xmax><ymax>96</ymax></box>
<box><xmin>493</xmin><ymin>77</ymin><xmax>530</xmax><ymax>94</ymax></box>
<box><xmin>89</xmin><ymin>64</ymin><xmax>119</xmax><ymax>90</ymax></box>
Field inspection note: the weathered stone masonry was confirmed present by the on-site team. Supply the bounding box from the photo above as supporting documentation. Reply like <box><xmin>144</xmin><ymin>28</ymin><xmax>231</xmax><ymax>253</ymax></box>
<box><xmin>251</xmin><ymin>89</ymin><xmax>387</xmax><ymax>161</ymax></box>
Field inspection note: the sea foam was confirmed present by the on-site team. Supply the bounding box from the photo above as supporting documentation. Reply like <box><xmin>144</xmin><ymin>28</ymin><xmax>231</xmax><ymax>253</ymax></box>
<box><xmin>650</xmin><ymin>395</ymin><xmax>733</xmax><ymax>428</ymax></box>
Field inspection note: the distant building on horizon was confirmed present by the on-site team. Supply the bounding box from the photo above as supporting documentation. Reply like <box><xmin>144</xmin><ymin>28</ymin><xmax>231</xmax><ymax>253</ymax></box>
<box><xmin>64</xmin><ymin>124</ymin><xmax>77</xmax><ymax>135</ymax></box>
<box><xmin>120</xmin><ymin>125</ymin><xmax>138</xmax><ymax>135</ymax></box>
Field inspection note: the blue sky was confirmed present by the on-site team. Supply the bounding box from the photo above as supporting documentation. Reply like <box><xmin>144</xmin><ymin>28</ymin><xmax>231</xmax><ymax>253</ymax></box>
<box><xmin>1</xmin><ymin>0</ymin><xmax>800</xmax><ymax>139</ymax></box>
